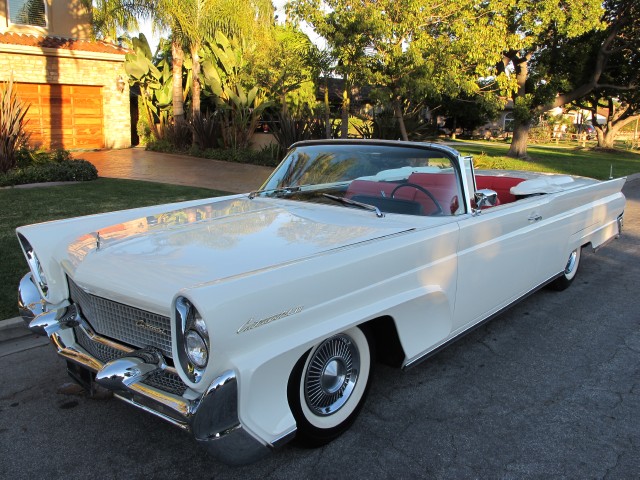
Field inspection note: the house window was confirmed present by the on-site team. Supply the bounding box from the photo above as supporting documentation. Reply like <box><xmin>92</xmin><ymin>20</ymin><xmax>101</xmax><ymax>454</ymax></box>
<box><xmin>8</xmin><ymin>0</ymin><xmax>47</xmax><ymax>27</ymax></box>
<box><xmin>503</xmin><ymin>112</ymin><xmax>515</xmax><ymax>132</ymax></box>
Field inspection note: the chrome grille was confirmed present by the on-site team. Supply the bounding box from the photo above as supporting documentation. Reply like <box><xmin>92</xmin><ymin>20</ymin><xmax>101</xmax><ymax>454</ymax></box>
<box><xmin>73</xmin><ymin>326</ymin><xmax>187</xmax><ymax>396</ymax></box>
<box><xmin>75</xmin><ymin>326</ymin><xmax>124</xmax><ymax>363</ymax></box>
<box><xmin>143</xmin><ymin>371</ymin><xmax>188</xmax><ymax>396</ymax></box>
<box><xmin>68</xmin><ymin>277</ymin><xmax>172</xmax><ymax>358</ymax></box>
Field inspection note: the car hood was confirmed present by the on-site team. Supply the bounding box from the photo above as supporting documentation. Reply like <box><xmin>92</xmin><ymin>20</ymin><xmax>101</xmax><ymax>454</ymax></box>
<box><xmin>64</xmin><ymin>197</ymin><xmax>414</xmax><ymax>313</ymax></box>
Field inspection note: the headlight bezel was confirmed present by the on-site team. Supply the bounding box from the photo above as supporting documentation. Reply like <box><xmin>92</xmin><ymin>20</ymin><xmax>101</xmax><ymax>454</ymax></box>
<box><xmin>175</xmin><ymin>296</ymin><xmax>210</xmax><ymax>383</ymax></box>
<box><xmin>17</xmin><ymin>233</ymin><xmax>49</xmax><ymax>299</ymax></box>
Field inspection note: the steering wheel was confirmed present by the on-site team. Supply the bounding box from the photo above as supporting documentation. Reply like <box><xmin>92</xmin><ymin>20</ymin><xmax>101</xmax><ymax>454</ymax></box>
<box><xmin>390</xmin><ymin>183</ymin><xmax>444</xmax><ymax>215</ymax></box>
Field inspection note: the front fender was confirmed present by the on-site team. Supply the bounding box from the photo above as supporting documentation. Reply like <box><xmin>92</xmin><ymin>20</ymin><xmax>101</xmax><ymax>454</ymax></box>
<box><xmin>231</xmin><ymin>285</ymin><xmax>453</xmax><ymax>445</ymax></box>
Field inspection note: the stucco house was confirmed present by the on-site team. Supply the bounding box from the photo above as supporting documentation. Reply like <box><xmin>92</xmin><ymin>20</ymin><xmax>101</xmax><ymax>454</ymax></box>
<box><xmin>0</xmin><ymin>0</ymin><xmax>130</xmax><ymax>149</ymax></box>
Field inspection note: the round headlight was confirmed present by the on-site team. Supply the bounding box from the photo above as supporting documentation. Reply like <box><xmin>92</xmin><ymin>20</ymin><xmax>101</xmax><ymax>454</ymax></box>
<box><xmin>18</xmin><ymin>233</ymin><xmax>49</xmax><ymax>296</ymax></box>
<box><xmin>185</xmin><ymin>329</ymin><xmax>208</xmax><ymax>369</ymax></box>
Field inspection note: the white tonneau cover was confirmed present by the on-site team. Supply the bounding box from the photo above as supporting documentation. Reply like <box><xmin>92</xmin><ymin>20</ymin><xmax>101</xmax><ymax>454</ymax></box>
<box><xmin>511</xmin><ymin>175</ymin><xmax>576</xmax><ymax>196</ymax></box>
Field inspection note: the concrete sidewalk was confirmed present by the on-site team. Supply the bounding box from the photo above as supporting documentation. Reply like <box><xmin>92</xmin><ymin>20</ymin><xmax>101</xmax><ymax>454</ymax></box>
<box><xmin>74</xmin><ymin>147</ymin><xmax>275</xmax><ymax>193</ymax></box>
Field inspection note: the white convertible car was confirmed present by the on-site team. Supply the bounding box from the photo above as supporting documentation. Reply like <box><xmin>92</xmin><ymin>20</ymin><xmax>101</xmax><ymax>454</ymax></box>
<box><xmin>18</xmin><ymin>140</ymin><xmax>625</xmax><ymax>464</ymax></box>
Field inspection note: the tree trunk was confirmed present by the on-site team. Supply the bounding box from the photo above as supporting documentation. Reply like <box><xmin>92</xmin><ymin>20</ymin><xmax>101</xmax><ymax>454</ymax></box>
<box><xmin>393</xmin><ymin>97</ymin><xmax>408</xmax><ymax>141</ymax></box>
<box><xmin>508</xmin><ymin>123</ymin><xmax>531</xmax><ymax>158</ymax></box>
<box><xmin>191</xmin><ymin>43</ymin><xmax>201</xmax><ymax>119</ymax></box>
<box><xmin>507</xmin><ymin>54</ymin><xmax>531</xmax><ymax>159</ymax></box>
<box><xmin>601</xmin><ymin>130</ymin><xmax>617</xmax><ymax>149</ymax></box>
<box><xmin>341</xmin><ymin>73</ymin><xmax>349</xmax><ymax>139</ymax></box>
<box><xmin>172</xmin><ymin>40</ymin><xmax>185</xmax><ymax>125</ymax></box>
<box><xmin>324</xmin><ymin>81</ymin><xmax>331</xmax><ymax>139</ymax></box>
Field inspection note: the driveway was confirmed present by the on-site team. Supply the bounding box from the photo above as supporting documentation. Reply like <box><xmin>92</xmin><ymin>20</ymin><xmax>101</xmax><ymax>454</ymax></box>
<box><xmin>75</xmin><ymin>148</ymin><xmax>275</xmax><ymax>193</ymax></box>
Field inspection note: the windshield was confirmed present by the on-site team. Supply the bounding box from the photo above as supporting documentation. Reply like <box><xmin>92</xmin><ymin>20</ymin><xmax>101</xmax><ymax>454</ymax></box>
<box><xmin>257</xmin><ymin>142</ymin><xmax>464</xmax><ymax>217</ymax></box>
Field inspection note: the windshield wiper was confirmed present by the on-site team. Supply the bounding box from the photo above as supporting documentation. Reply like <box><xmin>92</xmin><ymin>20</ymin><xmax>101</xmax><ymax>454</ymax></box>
<box><xmin>323</xmin><ymin>194</ymin><xmax>384</xmax><ymax>218</ymax></box>
<box><xmin>248</xmin><ymin>186</ymin><xmax>301</xmax><ymax>199</ymax></box>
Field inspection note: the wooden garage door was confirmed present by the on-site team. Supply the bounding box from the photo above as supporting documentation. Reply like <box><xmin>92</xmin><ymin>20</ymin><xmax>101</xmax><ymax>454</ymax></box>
<box><xmin>16</xmin><ymin>83</ymin><xmax>104</xmax><ymax>150</ymax></box>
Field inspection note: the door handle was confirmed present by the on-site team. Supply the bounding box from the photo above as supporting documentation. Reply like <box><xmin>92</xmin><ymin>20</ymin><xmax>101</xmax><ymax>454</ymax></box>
<box><xmin>528</xmin><ymin>213</ymin><xmax>543</xmax><ymax>223</ymax></box>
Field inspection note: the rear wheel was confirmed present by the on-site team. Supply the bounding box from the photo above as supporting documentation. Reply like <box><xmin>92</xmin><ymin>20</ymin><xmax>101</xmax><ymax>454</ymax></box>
<box><xmin>549</xmin><ymin>247</ymin><xmax>581</xmax><ymax>291</ymax></box>
<box><xmin>288</xmin><ymin>326</ymin><xmax>373</xmax><ymax>447</ymax></box>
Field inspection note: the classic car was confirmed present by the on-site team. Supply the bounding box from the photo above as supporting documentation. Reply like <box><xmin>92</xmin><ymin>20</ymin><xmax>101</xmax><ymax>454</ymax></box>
<box><xmin>17</xmin><ymin>140</ymin><xmax>626</xmax><ymax>464</ymax></box>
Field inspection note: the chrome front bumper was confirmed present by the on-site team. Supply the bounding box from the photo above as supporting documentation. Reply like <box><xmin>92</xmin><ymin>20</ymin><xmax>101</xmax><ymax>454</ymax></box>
<box><xmin>18</xmin><ymin>273</ymin><xmax>271</xmax><ymax>465</ymax></box>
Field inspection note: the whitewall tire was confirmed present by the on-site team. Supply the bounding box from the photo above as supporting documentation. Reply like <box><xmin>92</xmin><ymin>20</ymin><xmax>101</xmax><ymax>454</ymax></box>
<box><xmin>288</xmin><ymin>326</ymin><xmax>373</xmax><ymax>446</ymax></box>
<box><xmin>549</xmin><ymin>247</ymin><xmax>582</xmax><ymax>291</ymax></box>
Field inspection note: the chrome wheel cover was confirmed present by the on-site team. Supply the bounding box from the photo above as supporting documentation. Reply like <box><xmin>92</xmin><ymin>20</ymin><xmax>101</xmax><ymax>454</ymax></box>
<box><xmin>304</xmin><ymin>334</ymin><xmax>360</xmax><ymax>416</ymax></box>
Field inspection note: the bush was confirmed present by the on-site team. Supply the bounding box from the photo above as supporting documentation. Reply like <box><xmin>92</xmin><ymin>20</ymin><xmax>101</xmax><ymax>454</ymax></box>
<box><xmin>190</xmin><ymin>112</ymin><xmax>222</xmax><ymax>150</ymax></box>
<box><xmin>0</xmin><ymin>159</ymin><xmax>97</xmax><ymax>187</ymax></box>
<box><xmin>189</xmin><ymin>145</ymin><xmax>282</xmax><ymax>167</ymax></box>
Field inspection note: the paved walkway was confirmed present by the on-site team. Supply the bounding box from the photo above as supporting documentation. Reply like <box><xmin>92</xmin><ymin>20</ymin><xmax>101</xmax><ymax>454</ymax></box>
<box><xmin>74</xmin><ymin>147</ymin><xmax>275</xmax><ymax>193</ymax></box>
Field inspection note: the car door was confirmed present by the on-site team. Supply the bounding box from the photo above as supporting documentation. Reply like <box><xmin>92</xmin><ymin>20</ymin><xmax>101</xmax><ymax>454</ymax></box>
<box><xmin>452</xmin><ymin>194</ymin><xmax>551</xmax><ymax>333</ymax></box>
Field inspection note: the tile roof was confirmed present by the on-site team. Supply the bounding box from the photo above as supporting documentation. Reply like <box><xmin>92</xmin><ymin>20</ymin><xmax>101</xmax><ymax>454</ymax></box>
<box><xmin>0</xmin><ymin>32</ymin><xmax>128</xmax><ymax>55</ymax></box>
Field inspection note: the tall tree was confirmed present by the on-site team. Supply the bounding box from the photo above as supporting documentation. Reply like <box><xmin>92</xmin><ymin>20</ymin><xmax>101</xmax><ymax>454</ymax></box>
<box><xmin>89</xmin><ymin>0</ymin><xmax>273</xmax><ymax>124</ymax></box>
<box><xmin>540</xmin><ymin>0</ymin><xmax>640</xmax><ymax>149</ymax></box>
<box><xmin>287</xmin><ymin>0</ymin><xmax>371</xmax><ymax>138</ymax></box>
<box><xmin>155</xmin><ymin>0</ymin><xmax>272</xmax><ymax>120</ymax></box>
<box><xmin>364</xmin><ymin>0</ymin><xmax>510</xmax><ymax>140</ymax></box>
<box><xmin>253</xmin><ymin>24</ymin><xmax>315</xmax><ymax>115</ymax></box>
<box><xmin>86</xmin><ymin>0</ymin><xmax>143</xmax><ymax>42</ymax></box>
<box><xmin>497</xmin><ymin>0</ymin><xmax>606</xmax><ymax>158</ymax></box>
<box><xmin>308</xmin><ymin>47</ymin><xmax>334</xmax><ymax>138</ymax></box>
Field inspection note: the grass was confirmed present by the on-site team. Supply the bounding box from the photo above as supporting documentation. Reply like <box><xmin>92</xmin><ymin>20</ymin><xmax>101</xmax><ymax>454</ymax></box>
<box><xmin>0</xmin><ymin>178</ymin><xmax>224</xmax><ymax>321</ymax></box>
<box><xmin>452</xmin><ymin>140</ymin><xmax>640</xmax><ymax>180</ymax></box>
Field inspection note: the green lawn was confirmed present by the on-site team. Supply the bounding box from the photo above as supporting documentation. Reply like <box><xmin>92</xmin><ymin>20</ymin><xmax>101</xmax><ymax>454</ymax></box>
<box><xmin>452</xmin><ymin>140</ymin><xmax>640</xmax><ymax>179</ymax></box>
<box><xmin>1</xmin><ymin>179</ymin><xmax>224</xmax><ymax>321</ymax></box>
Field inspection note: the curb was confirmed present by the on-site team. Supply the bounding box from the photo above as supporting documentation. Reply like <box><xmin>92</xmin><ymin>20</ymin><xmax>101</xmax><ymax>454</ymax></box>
<box><xmin>0</xmin><ymin>316</ymin><xmax>31</xmax><ymax>342</ymax></box>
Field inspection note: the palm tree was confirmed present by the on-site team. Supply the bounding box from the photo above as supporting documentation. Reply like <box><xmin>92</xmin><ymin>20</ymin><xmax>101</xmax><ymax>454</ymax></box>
<box><xmin>155</xmin><ymin>0</ymin><xmax>273</xmax><ymax>120</ymax></box>
<box><xmin>89</xmin><ymin>0</ymin><xmax>273</xmax><ymax>124</ymax></box>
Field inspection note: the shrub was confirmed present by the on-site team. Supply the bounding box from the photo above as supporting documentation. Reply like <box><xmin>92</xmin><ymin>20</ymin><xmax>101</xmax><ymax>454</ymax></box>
<box><xmin>270</xmin><ymin>112</ymin><xmax>318</xmax><ymax>158</ymax></box>
<box><xmin>0</xmin><ymin>76</ymin><xmax>30</xmax><ymax>174</ymax></box>
<box><xmin>0</xmin><ymin>159</ymin><xmax>97</xmax><ymax>187</ymax></box>
<box><xmin>160</xmin><ymin>120</ymin><xmax>192</xmax><ymax>150</ymax></box>
<box><xmin>190</xmin><ymin>112</ymin><xmax>222</xmax><ymax>150</ymax></box>
<box><xmin>189</xmin><ymin>145</ymin><xmax>281</xmax><ymax>167</ymax></box>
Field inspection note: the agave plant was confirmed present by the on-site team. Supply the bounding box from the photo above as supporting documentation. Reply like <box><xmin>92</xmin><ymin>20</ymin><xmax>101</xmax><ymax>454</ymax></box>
<box><xmin>0</xmin><ymin>76</ymin><xmax>30</xmax><ymax>174</ymax></box>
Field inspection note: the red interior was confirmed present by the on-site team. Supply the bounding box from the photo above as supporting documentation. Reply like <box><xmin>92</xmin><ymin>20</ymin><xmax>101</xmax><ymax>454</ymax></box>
<box><xmin>345</xmin><ymin>174</ymin><xmax>526</xmax><ymax>215</ymax></box>
<box><xmin>475</xmin><ymin>175</ymin><xmax>525</xmax><ymax>204</ymax></box>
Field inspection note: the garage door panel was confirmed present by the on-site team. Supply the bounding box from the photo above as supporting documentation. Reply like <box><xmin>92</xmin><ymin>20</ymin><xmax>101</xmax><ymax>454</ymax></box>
<box><xmin>17</xmin><ymin>83</ymin><xmax>104</xmax><ymax>150</ymax></box>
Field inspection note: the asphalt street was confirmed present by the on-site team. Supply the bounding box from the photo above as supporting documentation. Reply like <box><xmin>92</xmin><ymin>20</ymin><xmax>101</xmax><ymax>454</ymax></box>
<box><xmin>1</xmin><ymin>178</ymin><xmax>638</xmax><ymax>479</ymax></box>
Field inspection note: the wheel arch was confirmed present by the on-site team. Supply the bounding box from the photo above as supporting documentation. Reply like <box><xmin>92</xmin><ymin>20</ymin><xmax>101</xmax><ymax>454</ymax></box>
<box><xmin>362</xmin><ymin>315</ymin><xmax>406</xmax><ymax>368</ymax></box>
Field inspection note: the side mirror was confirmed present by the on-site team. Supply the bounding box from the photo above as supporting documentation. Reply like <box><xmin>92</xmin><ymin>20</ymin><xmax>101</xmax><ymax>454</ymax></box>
<box><xmin>474</xmin><ymin>189</ymin><xmax>498</xmax><ymax>213</ymax></box>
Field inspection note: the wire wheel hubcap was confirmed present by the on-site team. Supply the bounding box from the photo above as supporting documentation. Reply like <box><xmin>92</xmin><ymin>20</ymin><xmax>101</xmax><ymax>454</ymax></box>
<box><xmin>304</xmin><ymin>334</ymin><xmax>360</xmax><ymax>416</ymax></box>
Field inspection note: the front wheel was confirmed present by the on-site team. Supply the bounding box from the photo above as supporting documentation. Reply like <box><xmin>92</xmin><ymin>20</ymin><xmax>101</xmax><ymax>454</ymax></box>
<box><xmin>288</xmin><ymin>326</ymin><xmax>373</xmax><ymax>447</ymax></box>
<box><xmin>549</xmin><ymin>247</ymin><xmax>581</xmax><ymax>291</ymax></box>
